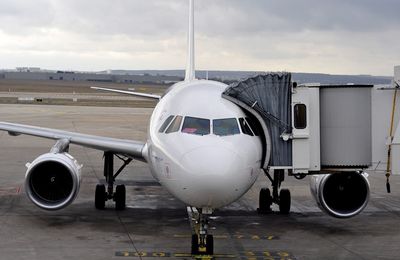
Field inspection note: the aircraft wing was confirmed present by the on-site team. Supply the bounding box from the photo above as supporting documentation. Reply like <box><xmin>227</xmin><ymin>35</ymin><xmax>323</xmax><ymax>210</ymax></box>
<box><xmin>0</xmin><ymin>122</ymin><xmax>146</xmax><ymax>161</ymax></box>
<box><xmin>91</xmin><ymin>86</ymin><xmax>161</xmax><ymax>100</ymax></box>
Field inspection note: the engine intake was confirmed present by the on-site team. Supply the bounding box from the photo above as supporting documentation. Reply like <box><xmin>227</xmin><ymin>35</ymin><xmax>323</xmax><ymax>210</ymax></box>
<box><xmin>25</xmin><ymin>153</ymin><xmax>81</xmax><ymax>210</ymax></box>
<box><xmin>310</xmin><ymin>172</ymin><xmax>370</xmax><ymax>218</ymax></box>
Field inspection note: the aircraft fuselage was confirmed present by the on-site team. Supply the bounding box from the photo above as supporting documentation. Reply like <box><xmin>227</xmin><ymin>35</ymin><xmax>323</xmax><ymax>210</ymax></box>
<box><xmin>144</xmin><ymin>80</ymin><xmax>263</xmax><ymax>209</ymax></box>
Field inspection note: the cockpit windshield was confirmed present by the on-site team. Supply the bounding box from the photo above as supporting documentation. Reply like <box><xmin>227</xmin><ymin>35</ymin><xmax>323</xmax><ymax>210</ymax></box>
<box><xmin>213</xmin><ymin>118</ymin><xmax>240</xmax><ymax>136</ymax></box>
<box><xmin>165</xmin><ymin>116</ymin><xmax>183</xmax><ymax>134</ymax></box>
<box><xmin>182</xmin><ymin>117</ymin><xmax>210</xmax><ymax>136</ymax></box>
<box><xmin>160</xmin><ymin>115</ymin><xmax>252</xmax><ymax>137</ymax></box>
<box><xmin>159</xmin><ymin>115</ymin><xmax>175</xmax><ymax>133</ymax></box>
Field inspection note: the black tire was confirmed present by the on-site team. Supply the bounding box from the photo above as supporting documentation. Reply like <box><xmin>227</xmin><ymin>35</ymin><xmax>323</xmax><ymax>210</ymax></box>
<box><xmin>115</xmin><ymin>185</ymin><xmax>126</xmax><ymax>211</ymax></box>
<box><xmin>95</xmin><ymin>184</ymin><xmax>106</xmax><ymax>210</ymax></box>
<box><xmin>259</xmin><ymin>188</ymin><xmax>272</xmax><ymax>211</ymax></box>
<box><xmin>191</xmin><ymin>234</ymin><xmax>199</xmax><ymax>255</ymax></box>
<box><xmin>279</xmin><ymin>189</ymin><xmax>291</xmax><ymax>214</ymax></box>
<box><xmin>206</xmin><ymin>234</ymin><xmax>214</xmax><ymax>255</ymax></box>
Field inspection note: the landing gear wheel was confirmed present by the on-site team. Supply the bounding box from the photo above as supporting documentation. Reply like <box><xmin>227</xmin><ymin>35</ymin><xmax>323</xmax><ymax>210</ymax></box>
<box><xmin>95</xmin><ymin>184</ymin><xmax>106</xmax><ymax>210</ymax></box>
<box><xmin>205</xmin><ymin>234</ymin><xmax>214</xmax><ymax>255</ymax></box>
<box><xmin>279</xmin><ymin>189</ymin><xmax>291</xmax><ymax>214</ymax></box>
<box><xmin>259</xmin><ymin>188</ymin><xmax>272</xmax><ymax>212</ymax></box>
<box><xmin>115</xmin><ymin>184</ymin><xmax>126</xmax><ymax>211</ymax></box>
<box><xmin>191</xmin><ymin>234</ymin><xmax>199</xmax><ymax>255</ymax></box>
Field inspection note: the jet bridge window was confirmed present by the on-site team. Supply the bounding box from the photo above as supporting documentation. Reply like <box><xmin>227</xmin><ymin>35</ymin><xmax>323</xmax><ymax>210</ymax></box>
<box><xmin>166</xmin><ymin>116</ymin><xmax>183</xmax><ymax>134</ymax></box>
<box><xmin>182</xmin><ymin>117</ymin><xmax>210</xmax><ymax>136</ymax></box>
<box><xmin>294</xmin><ymin>104</ymin><xmax>307</xmax><ymax>129</ymax></box>
<box><xmin>213</xmin><ymin>118</ymin><xmax>240</xmax><ymax>136</ymax></box>
<box><xmin>159</xmin><ymin>115</ymin><xmax>175</xmax><ymax>133</ymax></box>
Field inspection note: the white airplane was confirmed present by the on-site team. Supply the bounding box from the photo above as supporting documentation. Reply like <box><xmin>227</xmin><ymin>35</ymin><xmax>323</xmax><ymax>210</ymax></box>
<box><xmin>0</xmin><ymin>0</ymin><xmax>370</xmax><ymax>255</ymax></box>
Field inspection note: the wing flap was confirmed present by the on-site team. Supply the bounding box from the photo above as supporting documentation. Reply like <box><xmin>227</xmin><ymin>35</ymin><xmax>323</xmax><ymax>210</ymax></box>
<box><xmin>0</xmin><ymin>122</ymin><xmax>146</xmax><ymax>161</ymax></box>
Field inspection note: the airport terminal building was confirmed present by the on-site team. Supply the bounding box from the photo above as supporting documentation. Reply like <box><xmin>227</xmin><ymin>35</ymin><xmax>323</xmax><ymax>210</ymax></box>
<box><xmin>0</xmin><ymin>69</ymin><xmax>181</xmax><ymax>84</ymax></box>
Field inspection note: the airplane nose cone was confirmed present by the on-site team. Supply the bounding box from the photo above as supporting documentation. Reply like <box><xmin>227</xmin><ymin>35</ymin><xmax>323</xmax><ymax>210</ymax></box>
<box><xmin>181</xmin><ymin>145</ymin><xmax>243</xmax><ymax>179</ymax></box>
<box><xmin>179</xmin><ymin>146</ymin><xmax>253</xmax><ymax>208</ymax></box>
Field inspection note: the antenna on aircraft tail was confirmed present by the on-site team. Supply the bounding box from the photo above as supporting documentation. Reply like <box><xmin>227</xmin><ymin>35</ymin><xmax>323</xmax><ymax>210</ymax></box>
<box><xmin>185</xmin><ymin>0</ymin><xmax>195</xmax><ymax>81</ymax></box>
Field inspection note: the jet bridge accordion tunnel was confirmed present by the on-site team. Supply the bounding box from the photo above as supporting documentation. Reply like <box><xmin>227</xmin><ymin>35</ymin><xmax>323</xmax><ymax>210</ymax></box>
<box><xmin>222</xmin><ymin>73</ymin><xmax>373</xmax><ymax>174</ymax></box>
<box><xmin>222</xmin><ymin>73</ymin><xmax>292</xmax><ymax>170</ymax></box>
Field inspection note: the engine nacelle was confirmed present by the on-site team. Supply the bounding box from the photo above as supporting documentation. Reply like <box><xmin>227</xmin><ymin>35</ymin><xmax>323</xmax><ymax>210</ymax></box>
<box><xmin>25</xmin><ymin>153</ymin><xmax>82</xmax><ymax>211</ymax></box>
<box><xmin>310</xmin><ymin>172</ymin><xmax>370</xmax><ymax>218</ymax></box>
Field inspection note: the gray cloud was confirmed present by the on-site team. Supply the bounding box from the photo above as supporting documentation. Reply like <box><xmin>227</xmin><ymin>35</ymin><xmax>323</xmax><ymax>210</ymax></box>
<box><xmin>0</xmin><ymin>0</ymin><xmax>399</xmax><ymax>75</ymax></box>
<box><xmin>0</xmin><ymin>0</ymin><xmax>54</xmax><ymax>34</ymax></box>
<box><xmin>50</xmin><ymin>0</ymin><xmax>187</xmax><ymax>37</ymax></box>
<box><xmin>3</xmin><ymin>0</ymin><xmax>399</xmax><ymax>36</ymax></box>
<box><xmin>195</xmin><ymin>0</ymin><xmax>400</xmax><ymax>36</ymax></box>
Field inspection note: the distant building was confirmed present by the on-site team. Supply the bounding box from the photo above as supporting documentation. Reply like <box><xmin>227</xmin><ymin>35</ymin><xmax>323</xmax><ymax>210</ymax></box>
<box><xmin>2</xmin><ymin>71</ymin><xmax>181</xmax><ymax>85</ymax></box>
<box><xmin>16</xmin><ymin>67</ymin><xmax>41</xmax><ymax>73</ymax></box>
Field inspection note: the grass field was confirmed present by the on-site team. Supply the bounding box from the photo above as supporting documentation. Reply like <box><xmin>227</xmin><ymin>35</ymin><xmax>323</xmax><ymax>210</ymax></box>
<box><xmin>0</xmin><ymin>79</ymin><xmax>167</xmax><ymax>108</ymax></box>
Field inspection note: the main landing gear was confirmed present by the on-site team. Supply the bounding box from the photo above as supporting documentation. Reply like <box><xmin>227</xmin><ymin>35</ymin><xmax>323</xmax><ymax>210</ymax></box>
<box><xmin>190</xmin><ymin>208</ymin><xmax>214</xmax><ymax>256</ymax></box>
<box><xmin>95</xmin><ymin>152</ymin><xmax>132</xmax><ymax>210</ymax></box>
<box><xmin>258</xmin><ymin>169</ymin><xmax>291</xmax><ymax>214</ymax></box>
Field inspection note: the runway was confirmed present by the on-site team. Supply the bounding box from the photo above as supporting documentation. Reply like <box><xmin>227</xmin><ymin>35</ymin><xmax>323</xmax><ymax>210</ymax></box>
<box><xmin>0</xmin><ymin>104</ymin><xmax>400</xmax><ymax>260</ymax></box>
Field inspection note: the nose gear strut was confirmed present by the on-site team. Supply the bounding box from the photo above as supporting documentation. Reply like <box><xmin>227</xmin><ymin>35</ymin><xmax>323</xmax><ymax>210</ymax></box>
<box><xmin>188</xmin><ymin>207</ymin><xmax>214</xmax><ymax>256</ymax></box>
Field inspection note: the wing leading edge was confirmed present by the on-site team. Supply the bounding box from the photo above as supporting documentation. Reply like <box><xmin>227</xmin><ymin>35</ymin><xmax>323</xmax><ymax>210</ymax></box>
<box><xmin>0</xmin><ymin>122</ymin><xmax>146</xmax><ymax>161</ymax></box>
<box><xmin>91</xmin><ymin>86</ymin><xmax>161</xmax><ymax>100</ymax></box>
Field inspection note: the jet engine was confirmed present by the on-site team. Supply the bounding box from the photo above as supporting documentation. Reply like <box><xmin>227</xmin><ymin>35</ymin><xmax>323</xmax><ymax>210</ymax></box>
<box><xmin>25</xmin><ymin>153</ymin><xmax>82</xmax><ymax>211</ymax></box>
<box><xmin>310</xmin><ymin>172</ymin><xmax>370</xmax><ymax>218</ymax></box>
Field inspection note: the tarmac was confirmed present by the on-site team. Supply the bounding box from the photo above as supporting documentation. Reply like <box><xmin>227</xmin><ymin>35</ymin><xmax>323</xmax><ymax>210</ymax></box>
<box><xmin>1</xmin><ymin>104</ymin><xmax>400</xmax><ymax>260</ymax></box>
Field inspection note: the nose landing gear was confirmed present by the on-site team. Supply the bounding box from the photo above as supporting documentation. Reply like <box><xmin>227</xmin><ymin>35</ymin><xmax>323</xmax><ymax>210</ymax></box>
<box><xmin>258</xmin><ymin>169</ymin><xmax>291</xmax><ymax>214</ymax></box>
<box><xmin>189</xmin><ymin>208</ymin><xmax>214</xmax><ymax>256</ymax></box>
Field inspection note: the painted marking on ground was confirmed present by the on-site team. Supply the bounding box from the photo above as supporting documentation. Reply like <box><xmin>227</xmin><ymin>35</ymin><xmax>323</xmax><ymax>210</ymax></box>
<box><xmin>173</xmin><ymin>234</ymin><xmax>279</xmax><ymax>240</ymax></box>
<box><xmin>240</xmin><ymin>251</ymin><xmax>295</xmax><ymax>259</ymax></box>
<box><xmin>115</xmin><ymin>251</ymin><xmax>295</xmax><ymax>259</ymax></box>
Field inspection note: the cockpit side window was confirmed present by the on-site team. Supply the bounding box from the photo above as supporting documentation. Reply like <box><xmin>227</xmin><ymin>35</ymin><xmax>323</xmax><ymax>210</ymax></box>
<box><xmin>239</xmin><ymin>118</ymin><xmax>254</xmax><ymax>136</ymax></box>
<box><xmin>159</xmin><ymin>115</ymin><xmax>175</xmax><ymax>133</ymax></box>
<box><xmin>245</xmin><ymin>116</ymin><xmax>261</xmax><ymax>136</ymax></box>
<box><xmin>213</xmin><ymin>118</ymin><xmax>240</xmax><ymax>136</ymax></box>
<box><xmin>182</xmin><ymin>117</ymin><xmax>210</xmax><ymax>136</ymax></box>
<box><xmin>166</xmin><ymin>116</ymin><xmax>183</xmax><ymax>133</ymax></box>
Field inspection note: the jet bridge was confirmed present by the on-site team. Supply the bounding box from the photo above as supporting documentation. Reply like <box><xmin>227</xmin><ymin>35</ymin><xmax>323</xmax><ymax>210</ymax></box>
<box><xmin>223</xmin><ymin>73</ymin><xmax>374</xmax><ymax>174</ymax></box>
<box><xmin>222</xmin><ymin>73</ymin><xmax>293</xmax><ymax>169</ymax></box>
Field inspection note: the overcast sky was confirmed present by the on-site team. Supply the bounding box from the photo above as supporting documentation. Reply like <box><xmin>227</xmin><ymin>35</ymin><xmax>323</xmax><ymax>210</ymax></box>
<box><xmin>0</xmin><ymin>0</ymin><xmax>399</xmax><ymax>75</ymax></box>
